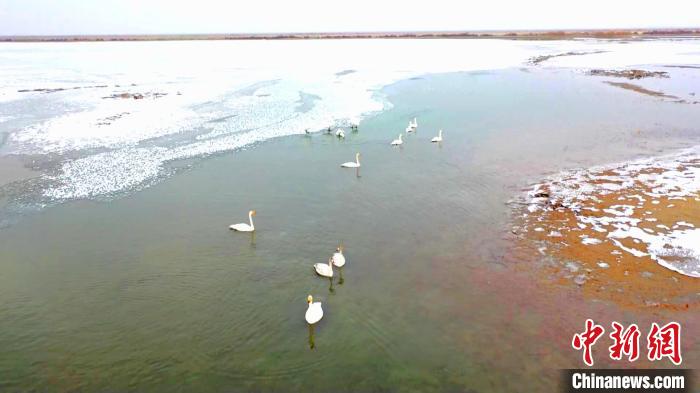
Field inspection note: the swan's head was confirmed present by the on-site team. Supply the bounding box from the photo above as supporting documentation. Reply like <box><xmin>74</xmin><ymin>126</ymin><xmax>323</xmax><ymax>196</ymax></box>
<box><xmin>336</xmin><ymin>247</ymin><xmax>341</xmax><ymax>252</ymax></box>
<box><xmin>307</xmin><ymin>295</ymin><xmax>313</xmax><ymax>304</ymax></box>
<box><xmin>249</xmin><ymin>210</ymin><xmax>257</xmax><ymax>216</ymax></box>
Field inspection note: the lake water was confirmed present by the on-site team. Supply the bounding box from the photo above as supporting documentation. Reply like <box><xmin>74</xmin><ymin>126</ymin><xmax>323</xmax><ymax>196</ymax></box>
<box><xmin>1</xmin><ymin>39</ymin><xmax>699</xmax><ymax>392</ymax></box>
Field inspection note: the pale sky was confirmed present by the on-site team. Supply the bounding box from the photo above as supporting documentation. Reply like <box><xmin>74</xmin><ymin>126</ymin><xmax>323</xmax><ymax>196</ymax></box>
<box><xmin>0</xmin><ymin>0</ymin><xmax>698</xmax><ymax>36</ymax></box>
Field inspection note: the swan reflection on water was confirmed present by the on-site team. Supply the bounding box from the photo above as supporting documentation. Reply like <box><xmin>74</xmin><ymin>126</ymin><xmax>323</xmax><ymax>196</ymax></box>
<box><xmin>308</xmin><ymin>324</ymin><xmax>315</xmax><ymax>350</ymax></box>
<box><xmin>249</xmin><ymin>231</ymin><xmax>256</xmax><ymax>248</ymax></box>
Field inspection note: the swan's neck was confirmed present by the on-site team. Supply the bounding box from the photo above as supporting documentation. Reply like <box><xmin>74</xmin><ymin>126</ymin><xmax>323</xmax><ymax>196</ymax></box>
<box><xmin>356</xmin><ymin>155</ymin><xmax>360</xmax><ymax>165</ymax></box>
<box><xmin>399</xmin><ymin>134</ymin><xmax>402</xmax><ymax>141</ymax></box>
<box><xmin>249</xmin><ymin>212</ymin><xmax>255</xmax><ymax>229</ymax></box>
<box><xmin>439</xmin><ymin>130</ymin><xmax>442</xmax><ymax>137</ymax></box>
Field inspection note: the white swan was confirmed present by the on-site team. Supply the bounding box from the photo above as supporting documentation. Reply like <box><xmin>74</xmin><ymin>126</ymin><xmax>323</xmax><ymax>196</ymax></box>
<box><xmin>306</xmin><ymin>295</ymin><xmax>323</xmax><ymax>324</ymax></box>
<box><xmin>431</xmin><ymin>129</ymin><xmax>443</xmax><ymax>143</ymax></box>
<box><xmin>341</xmin><ymin>153</ymin><xmax>361</xmax><ymax>168</ymax></box>
<box><xmin>406</xmin><ymin>117</ymin><xmax>417</xmax><ymax>132</ymax></box>
<box><xmin>391</xmin><ymin>134</ymin><xmax>403</xmax><ymax>146</ymax></box>
<box><xmin>332</xmin><ymin>247</ymin><xmax>345</xmax><ymax>267</ymax></box>
<box><xmin>314</xmin><ymin>257</ymin><xmax>334</xmax><ymax>278</ymax></box>
<box><xmin>336</xmin><ymin>129</ymin><xmax>345</xmax><ymax>138</ymax></box>
<box><xmin>229</xmin><ymin>210</ymin><xmax>256</xmax><ymax>232</ymax></box>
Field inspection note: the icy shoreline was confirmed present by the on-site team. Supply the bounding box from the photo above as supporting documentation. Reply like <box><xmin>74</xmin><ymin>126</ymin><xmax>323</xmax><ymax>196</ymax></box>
<box><xmin>2</xmin><ymin>38</ymin><xmax>700</xmax><ymax>202</ymax></box>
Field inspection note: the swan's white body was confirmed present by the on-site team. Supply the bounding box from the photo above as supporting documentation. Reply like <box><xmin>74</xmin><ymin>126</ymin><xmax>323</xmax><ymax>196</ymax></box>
<box><xmin>305</xmin><ymin>295</ymin><xmax>323</xmax><ymax>324</ymax></box>
<box><xmin>431</xmin><ymin>129</ymin><xmax>443</xmax><ymax>143</ymax></box>
<box><xmin>336</xmin><ymin>129</ymin><xmax>345</xmax><ymax>138</ymax></box>
<box><xmin>341</xmin><ymin>153</ymin><xmax>361</xmax><ymax>168</ymax></box>
<box><xmin>332</xmin><ymin>248</ymin><xmax>345</xmax><ymax>267</ymax></box>
<box><xmin>391</xmin><ymin>134</ymin><xmax>403</xmax><ymax>146</ymax></box>
<box><xmin>406</xmin><ymin>117</ymin><xmax>418</xmax><ymax>133</ymax></box>
<box><xmin>229</xmin><ymin>210</ymin><xmax>256</xmax><ymax>232</ymax></box>
<box><xmin>314</xmin><ymin>257</ymin><xmax>334</xmax><ymax>278</ymax></box>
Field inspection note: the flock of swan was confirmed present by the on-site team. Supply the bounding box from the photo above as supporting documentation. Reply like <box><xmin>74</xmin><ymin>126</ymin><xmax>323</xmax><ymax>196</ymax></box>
<box><xmin>392</xmin><ymin>118</ymin><xmax>442</xmax><ymax>146</ymax></box>
<box><xmin>342</xmin><ymin>118</ymin><xmax>443</xmax><ymax>168</ymax></box>
<box><xmin>229</xmin><ymin>117</ymin><xmax>442</xmax><ymax>326</ymax></box>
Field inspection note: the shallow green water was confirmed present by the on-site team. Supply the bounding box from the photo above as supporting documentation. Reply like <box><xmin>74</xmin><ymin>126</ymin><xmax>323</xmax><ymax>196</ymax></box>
<box><xmin>1</xmin><ymin>69</ymin><xmax>699</xmax><ymax>392</ymax></box>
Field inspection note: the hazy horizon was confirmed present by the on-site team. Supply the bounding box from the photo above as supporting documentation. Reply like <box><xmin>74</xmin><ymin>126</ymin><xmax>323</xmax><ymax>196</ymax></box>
<box><xmin>1</xmin><ymin>0</ymin><xmax>699</xmax><ymax>36</ymax></box>
<box><xmin>2</xmin><ymin>26</ymin><xmax>700</xmax><ymax>38</ymax></box>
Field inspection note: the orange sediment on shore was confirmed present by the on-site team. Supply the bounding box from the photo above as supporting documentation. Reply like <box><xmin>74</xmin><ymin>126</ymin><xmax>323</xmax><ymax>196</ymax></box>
<box><xmin>511</xmin><ymin>148</ymin><xmax>700</xmax><ymax>309</ymax></box>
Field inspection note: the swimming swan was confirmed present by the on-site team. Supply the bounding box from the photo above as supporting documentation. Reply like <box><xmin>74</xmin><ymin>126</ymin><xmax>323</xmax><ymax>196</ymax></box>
<box><xmin>229</xmin><ymin>210</ymin><xmax>256</xmax><ymax>232</ymax></box>
<box><xmin>305</xmin><ymin>295</ymin><xmax>323</xmax><ymax>324</ymax></box>
<box><xmin>314</xmin><ymin>257</ymin><xmax>334</xmax><ymax>278</ymax></box>
<box><xmin>332</xmin><ymin>247</ymin><xmax>345</xmax><ymax>267</ymax></box>
<box><xmin>391</xmin><ymin>134</ymin><xmax>403</xmax><ymax>146</ymax></box>
<box><xmin>431</xmin><ymin>129</ymin><xmax>443</xmax><ymax>143</ymax></box>
<box><xmin>341</xmin><ymin>153</ymin><xmax>361</xmax><ymax>168</ymax></box>
<box><xmin>406</xmin><ymin>117</ymin><xmax>418</xmax><ymax>133</ymax></box>
<box><xmin>336</xmin><ymin>129</ymin><xmax>345</xmax><ymax>138</ymax></box>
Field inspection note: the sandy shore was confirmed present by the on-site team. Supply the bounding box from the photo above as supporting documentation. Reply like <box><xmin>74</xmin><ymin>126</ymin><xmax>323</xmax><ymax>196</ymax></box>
<box><xmin>511</xmin><ymin>148</ymin><xmax>700</xmax><ymax>309</ymax></box>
